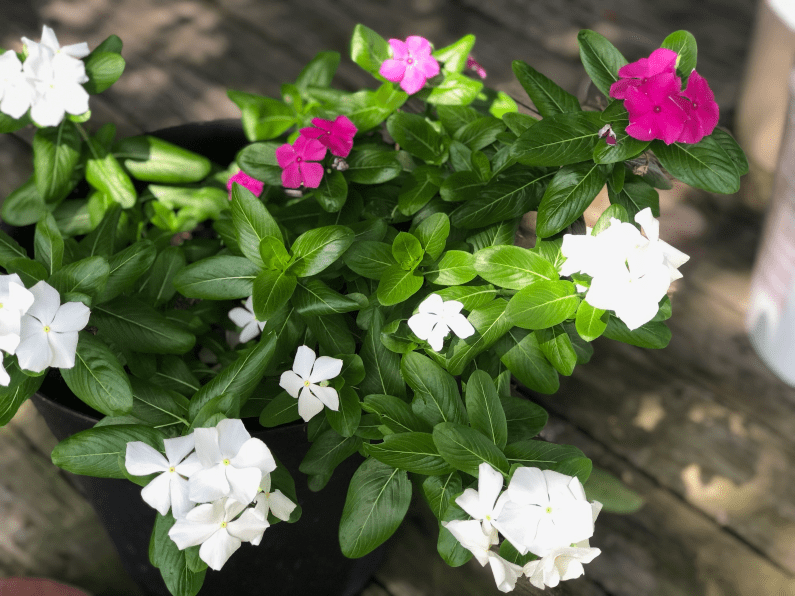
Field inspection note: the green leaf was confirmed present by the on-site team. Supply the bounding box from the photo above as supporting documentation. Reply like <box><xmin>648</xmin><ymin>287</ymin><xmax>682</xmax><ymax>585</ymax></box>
<box><xmin>603</xmin><ymin>316</ymin><xmax>671</xmax><ymax>348</ymax></box>
<box><xmin>425</xmin><ymin>250</ymin><xmax>477</xmax><ymax>286</ymax></box>
<box><xmin>433</xmin><ymin>35</ymin><xmax>476</xmax><ymax>73</ymax></box>
<box><xmin>294</xmin><ymin>280</ymin><xmax>364</xmax><ymax>316</ymax></box>
<box><xmin>426</xmin><ymin>73</ymin><xmax>483</xmax><ymax>106</ymax></box>
<box><xmin>0</xmin><ymin>230</ymin><xmax>28</xmax><ymax>268</ymax></box>
<box><xmin>446</xmin><ymin>298</ymin><xmax>513</xmax><ymax>376</ymax></box>
<box><xmin>575</xmin><ymin>300</ymin><xmax>609</xmax><ymax>341</ymax></box>
<box><xmin>350</xmin><ymin>24</ymin><xmax>390</xmax><ymax>79</ymax></box>
<box><xmin>502</xmin><ymin>113</ymin><xmax>539</xmax><ymax>136</ymax></box>
<box><xmin>362</xmin><ymin>393</ymin><xmax>432</xmax><ymax>434</ymax></box>
<box><xmin>504</xmin><ymin>440</ymin><xmax>590</xmax><ymax>483</ymax></box>
<box><xmin>577</xmin><ymin>29</ymin><xmax>628</xmax><ymax>96</ymax></box>
<box><xmin>661</xmin><ymin>30</ymin><xmax>697</xmax><ymax>79</ymax></box>
<box><xmin>511</xmin><ymin>111</ymin><xmax>602</xmax><ymax>167</ymax></box>
<box><xmin>584</xmin><ymin>467</ymin><xmax>644</xmax><ymax>514</ymax></box>
<box><xmin>80</xmin><ymin>204</ymin><xmax>121</xmax><ymax>258</ymax></box>
<box><xmin>114</xmin><ymin>135</ymin><xmax>211</xmax><ymax>183</ymax></box>
<box><xmin>86</xmin><ymin>137</ymin><xmax>138</xmax><ymax>208</ymax></box>
<box><xmin>259</xmin><ymin>390</ymin><xmax>300</xmax><ymax>427</ymax></box>
<box><xmin>129</xmin><ymin>377</ymin><xmax>189</xmax><ymax>429</ymax></box>
<box><xmin>83</xmin><ymin>51</ymin><xmax>126</xmax><ymax>94</ymax></box>
<box><xmin>33</xmin><ymin>120</ymin><xmax>81</xmax><ymax>203</ymax></box>
<box><xmin>0</xmin><ymin>111</ymin><xmax>31</xmax><ymax>135</ymax></box>
<box><xmin>386</xmin><ymin>112</ymin><xmax>446</xmax><ymax>163</ymax></box>
<box><xmin>360</xmin><ymin>310</ymin><xmax>406</xmax><ymax>399</ymax></box>
<box><xmin>593</xmin><ymin>102</ymin><xmax>650</xmax><ymax>164</ymax></box>
<box><xmin>398</xmin><ymin>168</ymin><xmax>441</xmax><ymax>216</ymax></box>
<box><xmin>92</xmin><ymin>298</ymin><xmax>196</xmax><ymax>354</ymax></box>
<box><xmin>150</xmin><ymin>513</ymin><xmax>206</xmax><ymax>596</ymax></box>
<box><xmin>392</xmin><ymin>232</ymin><xmax>424</xmax><ymax>271</ymax></box>
<box><xmin>501</xmin><ymin>394</ymin><xmax>548</xmax><ymax>443</ymax></box>
<box><xmin>295</xmin><ymin>50</ymin><xmax>340</xmax><ymax>90</ymax></box>
<box><xmin>435</xmin><ymin>285</ymin><xmax>497</xmax><ymax>311</ymax></box>
<box><xmin>536</xmin><ymin>163</ymin><xmax>606</xmax><ymax>238</ymax></box>
<box><xmin>326</xmin><ymin>386</ymin><xmax>362</xmax><ymax>438</ymax></box>
<box><xmin>299</xmin><ymin>429</ymin><xmax>362</xmax><ymax>491</ymax></box>
<box><xmin>437</xmin><ymin>500</ymin><xmax>473</xmax><ymax>566</ymax></box>
<box><xmin>34</xmin><ymin>212</ymin><xmax>64</xmax><ymax>276</ymax></box>
<box><xmin>433</xmin><ymin>422</ymin><xmax>509</xmax><ymax>476</ymax></box>
<box><xmin>173</xmin><ymin>256</ymin><xmax>260</xmax><ymax>300</ymax></box>
<box><xmin>236</xmin><ymin>142</ymin><xmax>282</xmax><ymax>185</ymax></box>
<box><xmin>377</xmin><ymin>264</ymin><xmax>423</xmax><ymax>306</ymax></box>
<box><xmin>422</xmin><ymin>472</ymin><xmax>463</xmax><ymax>520</ymax></box>
<box><xmin>2</xmin><ymin>177</ymin><xmax>46</xmax><ymax>226</ymax></box>
<box><xmin>592</xmin><ymin>203</ymin><xmax>631</xmax><ymax>234</ymax></box>
<box><xmin>535</xmin><ymin>325</ymin><xmax>577</xmax><ymax>376</ymax></box>
<box><xmin>227</xmin><ymin>90</ymin><xmax>295</xmax><ymax>141</ymax></box>
<box><xmin>343</xmin><ymin>241</ymin><xmax>395</xmax><ymax>280</ymax></box>
<box><xmin>5</xmin><ymin>258</ymin><xmax>48</xmax><ymax>286</ymax></box>
<box><xmin>711</xmin><ymin>128</ymin><xmax>749</xmax><ymax>176</ymax></box>
<box><xmin>497</xmin><ymin>328</ymin><xmax>559</xmax><ymax>394</ymax></box>
<box><xmin>607</xmin><ymin>171</ymin><xmax>659</xmax><ymax>218</ymax></box>
<box><xmin>52</xmin><ymin>424</ymin><xmax>163</xmax><ymax>478</ymax></box>
<box><xmin>467</xmin><ymin>219</ymin><xmax>519</xmax><ymax>252</ymax></box>
<box><xmin>366</xmin><ymin>432</ymin><xmax>453</xmax><ymax>475</ymax></box>
<box><xmin>314</xmin><ymin>170</ymin><xmax>348</xmax><ymax>212</ymax></box>
<box><xmin>440</xmin><ymin>171</ymin><xmax>483</xmax><ymax>203</ymax></box>
<box><xmin>414</xmin><ymin>212</ymin><xmax>450</xmax><ymax>261</ymax></box>
<box><xmin>651</xmin><ymin>136</ymin><xmax>740</xmax><ymax>194</ymax></box>
<box><xmin>401</xmin><ymin>352</ymin><xmax>468</xmax><ymax>427</ymax></box>
<box><xmin>611</xmin><ymin>161</ymin><xmax>626</xmax><ymax>193</ymax></box>
<box><xmin>465</xmin><ymin>370</ymin><xmax>508</xmax><ymax>449</ymax></box>
<box><xmin>451</xmin><ymin>167</ymin><xmax>553</xmax><ymax>229</ymax></box>
<box><xmin>454</xmin><ymin>117</ymin><xmax>505</xmax><ymax>151</ymax></box>
<box><xmin>499</xmin><ymin>540</ymin><xmax>536</xmax><ymax>567</ymax></box>
<box><xmin>252</xmin><ymin>268</ymin><xmax>297</xmax><ymax>321</ymax></box>
<box><xmin>142</xmin><ymin>246</ymin><xmax>185</xmax><ymax>307</ymax></box>
<box><xmin>511</xmin><ymin>60</ymin><xmax>581</xmax><ymax>118</ymax></box>
<box><xmin>231</xmin><ymin>183</ymin><xmax>283</xmax><ymax>267</ymax></box>
<box><xmin>474</xmin><ymin>245</ymin><xmax>558</xmax><ymax>290</ymax></box>
<box><xmin>289</xmin><ymin>225</ymin><xmax>354</xmax><ymax>277</ymax></box>
<box><xmin>0</xmin><ymin>361</ymin><xmax>45</xmax><ymax>426</ymax></box>
<box><xmin>339</xmin><ymin>458</ymin><xmax>411</xmax><ymax>558</ymax></box>
<box><xmin>506</xmin><ymin>280</ymin><xmax>580</xmax><ymax>329</ymax></box>
<box><xmin>188</xmin><ymin>334</ymin><xmax>277</xmax><ymax>419</ymax></box>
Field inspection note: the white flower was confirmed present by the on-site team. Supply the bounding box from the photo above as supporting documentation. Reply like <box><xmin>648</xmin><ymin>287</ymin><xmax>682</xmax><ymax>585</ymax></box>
<box><xmin>442</xmin><ymin>518</ymin><xmax>493</xmax><ymax>566</ymax></box>
<box><xmin>228</xmin><ymin>296</ymin><xmax>265</xmax><ymax>343</ymax></box>
<box><xmin>454</xmin><ymin>462</ymin><xmax>506</xmax><ymax>543</ymax></box>
<box><xmin>125</xmin><ymin>435</ymin><xmax>203</xmax><ymax>518</ymax></box>
<box><xmin>279</xmin><ymin>345</ymin><xmax>342</xmax><ymax>422</ymax></box>
<box><xmin>634</xmin><ymin>207</ymin><xmax>690</xmax><ymax>284</ymax></box>
<box><xmin>189</xmin><ymin>418</ymin><xmax>276</xmax><ymax>506</ymax></box>
<box><xmin>22</xmin><ymin>26</ymin><xmax>90</xmax><ymax>127</ymax></box>
<box><xmin>168</xmin><ymin>497</ymin><xmax>270</xmax><ymax>571</ymax></box>
<box><xmin>249</xmin><ymin>473</ymin><xmax>298</xmax><ymax>546</ymax></box>
<box><xmin>487</xmin><ymin>552</ymin><xmax>524</xmax><ymax>593</ymax></box>
<box><xmin>493</xmin><ymin>467</ymin><xmax>596</xmax><ymax>557</ymax></box>
<box><xmin>0</xmin><ymin>51</ymin><xmax>35</xmax><ymax>119</ymax></box>
<box><xmin>16</xmin><ymin>281</ymin><xmax>90</xmax><ymax>373</ymax></box>
<box><xmin>407</xmin><ymin>293</ymin><xmax>475</xmax><ymax>351</ymax></box>
<box><xmin>523</xmin><ymin>544</ymin><xmax>601</xmax><ymax>589</ymax></box>
<box><xmin>0</xmin><ymin>274</ymin><xmax>35</xmax><ymax>356</ymax></box>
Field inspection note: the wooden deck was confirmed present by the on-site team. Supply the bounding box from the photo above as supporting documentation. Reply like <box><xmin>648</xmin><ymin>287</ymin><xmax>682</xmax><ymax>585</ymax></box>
<box><xmin>2</xmin><ymin>1</ymin><xmax>792</xmax><ymax>595</ymax></box>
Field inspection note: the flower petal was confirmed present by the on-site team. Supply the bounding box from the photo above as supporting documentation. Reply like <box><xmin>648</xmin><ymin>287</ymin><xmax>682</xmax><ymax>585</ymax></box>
<box><xmin>279</xmin><ymin>370</ymin><xmax>305</xmax><ymax>399</ymax></box>
<box><xmin>227</xmin><ymin>508</ymin><xmax>270</xmax><ymax>543</ymax></box>
<box><xmin>164</xmin><ymin>434</ymin><xmax>195</xmax><ymax>466</ymax></box>
<box><xmin>26</xmin><ymin>281</ymin><xmax>61</xmax><ymax>325</ymax></box>
<box><xmin>48</xmin><ymin>330</ymin><xmax>79</xmax><ymax>369</ymax></box>
<box><xmin>379</xmin><ymin>58</ymin><xmax>407</xmax><ymax>83</ymax></box>
<box><xmin>299</xmin><ymin>162</ymin><xmax>324</xmax><ymax>189</ymax></box>
<box><xmin>280</xmin><ymin>163</ymin><xmax>302</xmax><ymax>189</ymax></box>
<box><xmin>268</xmin><ymin>489</ymin><xmax>297</xmax><ymax>521</ymax></box>
<box><xmin>292</xmin><ymin>345</ymin><xmax>316</xmax><ymax>379</ymax></box>
<box><xmin>297</xmin><ymin>388</ymin><xmax>325</xmax><ymax>422</ymax></box>
<box><xmin>189</xmin><ymin>464</ymin><xmax>230</xmax><ymax>503</ymax></box>
<box><xmin>487</xmin><ymin>552</ymin><xmax>523</xmax><ymax>593</ymax></box>
<box><xmin>15</xmin><ymin>321</ymin><xmax>51</xmax><ymax>373</ymax></box>
<box><xmin>199</xmin><ymin>528</ymin><xmax>241</xmax><ymax>571</ymax></box>
<box><xmin>442</xmin><ymin>519</ymin><xmax>491</xmax><ymax>566</ymax></box>
<box><xmin>309</xmin><ymin>355</ymin><xmax>343</xmax><ymax>383</ymax></box>
<box><xmin>230</xmin><ymin>437</ymin><xmax>276</xmax><ymax>475</ymax></box>
<box><xmin>387</xmin><ymin>39</ymin><xmax>408</xmax><ymax>60</ymax></box>
<box><xmin>419</xmin><ymin>293</ymin><xmax>444</xmax><ymax>314</ymax></box>
<box><xmin>170</xmin><ymin>474</ymin><xmax>194</xmax><ymax>519</ymax></box>
<box><xmin>309</xmin><ymin>384</ymin><xmax>339</xmax><ymax>411</ymax></box>
<box><xmin>506</xmin><ymin>466</ymin><xmax>548</xmax><ymax>506</ymax></box>
<box><xmin>141</xmin><ymin>471</ymin><xmax>172</xmax><ymax>516</ymax></box>
<box><xmin>0</xmin><ymin>359</ymin><xmax>9</xmax><ymax>387</ymax></box>
<box><xmin>168</xmin><ymin>519</ymin><xmax>219</xmax><ymax>550</ymax></box>
<box><xmin>193</xmin><ymin>427</ymin><xmax>222</xmax><ymax>468</ymax></box>
<box><xmin>175</xmin><ymin>452</ymin><xmax>203</xmax><ymax>478</ymax></box>
<box><xmin>446</xmin><ymin>313</ymin><xmax>475</xmax><ymax>340</ymax></box>
<box><xmin>125</xmin><ymin>441</ymin><xmax>168</xmax><ymax>476</ymax></box>
<box><xmin>295</xmin><ymin>136</ymin><xmax>328</xmax><ymax>162</ymax></box>
<box><xmin>477</xmin><ymin>462</ymin><xmax>505</xmax><ymax>514</ymax></box>
<box><xmin>427</xmin><ymin>321</ymin><xmax>449</xmax><ymax>352</ymax></box>
<box><xmin>275</xmin><ymin>143</ymin><xmax>296</xmax><ymax>168</ymax></box>
<box><xmin>225</xmin><ymin>465</ymin><xmax>262</xmax><ymax>505</ymax></box>
<box><xmin>228</xmin><ymin>306</ymin><xmax>254</xmax><ymax>328</ymax></box>
<box><xmin>455</xmin><ymin>488</ymin><xmax>486</xmax><ymax>520</ymax></box>
<box><xmin>400</xmin><ymin>66</ymin><xmax>427</xmax><ymax>95</ymax></box>
<box><xmin>407</xmin><ymin>312</ymin><xmax>437</xmax><ymax>340</ymax></box>
<box><xmin>217</xmin><ymin>418</ymin><xmax>251</xmax><ymax>458</ymax></box>
<box><xmin>406</xmin><ymin>35</ymin><xmax>431</xmax><ymax>56</ymax></box>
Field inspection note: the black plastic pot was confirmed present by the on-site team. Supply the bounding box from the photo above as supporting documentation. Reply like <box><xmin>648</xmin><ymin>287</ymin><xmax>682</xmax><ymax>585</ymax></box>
<box><xmin>29</xmin><ymin>121</ymin><xmax>383</xmax><ymax>596</ymax></box>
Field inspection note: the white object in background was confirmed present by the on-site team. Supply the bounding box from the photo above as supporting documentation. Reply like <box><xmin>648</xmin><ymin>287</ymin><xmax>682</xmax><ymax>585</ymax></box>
<box><xmin>747</xmin><ymin>68</ymin><xmax>795</xmax><ymax>386</ymax></box>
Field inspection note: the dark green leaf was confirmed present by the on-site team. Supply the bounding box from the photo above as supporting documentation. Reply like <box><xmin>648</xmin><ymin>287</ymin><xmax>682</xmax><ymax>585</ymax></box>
<box><xmin>114</xmin><ymin>135</ymin><xmax>211</xmax><ymax>183</ymax></box>
<box><xmin>651</xmin><ymin>136</ymin><xmax>740</xmax><ymax>194</ymax></box>
<box><xmin>289</xmin><ymin>225</ymin><xmax>354</xmax><ymax>277</ymax></box>
<box><xmin>422</xmin><ymin>472</ymin><xmax>463</xmax><ymax>521</ymax></box>
<box><xmin>343</xmin><ymin>241</ymin><xmax>395</xmax><ymax>280</ymax></box>
<box><xmin>536</xmin><ymin>162</ymin><xmax>606</xmax><ymax>238</ymax></box>
<box><xmin>346</xmin><ymin>149</ymin><xmax>402</xmax><ymax>184</ymax></box>
<box><xmin>603</xmin><ymin>316</ymin><xmax>671</xmax><ymax>348</ymax></box>
<box><xmin>433</xmin><ymin>422</ymin><xmax>509</xmax><ymax>476</ymax></box>
<box><xmin>314</xmin><ymin>170</ymin><xmax>348</xmax><ymax>212</ymax></box>
<box><xmin>34</xmin><ymin>212</ymin><xmax>64</xmax><ymax>276</ymax></box>
<box><xmin>227</xmin><ymin>90</ymin><xmax>295</xmax><ymax>141</ymax></box>
<box><xmin>299</xmin><ymin>429</ymin><xmax>362</xmax><ymax>491</ymax></box>
<box><xmin>259</xmin><ymin>390</ymin><xmax>300</xmax><ymax>427</ymax></box>
<box><xmin>465</xmin><ymin>370</ymin><xmax>508</xmax><ymax>449</ymax></box>
<box><xmin>252</xmin><ymin>268</ymin><xmax>297</xmax><ymax>322</ymax></box>
<box><xmin>577</xmin><ymin>29</ymin><xmax>628</xmax><ymax>96</ymax></box>
<box><xmin>446</xmin><ymin>298</ymin><xmax>513</xmax><ymax>376</ymax></box>
<box><xmin>83</xmin><ymin>51</ymin><xmax>126</xmax><ymax>94</ymax></box>
<box><xmin>401</xmin><ymin>352</ymin><xmax>467</xmax><ymax>427</ymax></box>
<box><xmin>535</xmin><ymin>325</ymin><xmax>577</xmax><ymax>376</ymax></box>
<box><xmin>33</xmin><ymin>120</ymin><xmax>81</xmax><ymax>203</ymax></box>
<box><xmin>511</xmin><ymin>60</ymin><xmax>581</xmax><ymax>118</ymax></box>
<box><xmin>377</xmin><ymin>264</ymin><xmax>423</xmax><ymax>306</ymax></box>
<box><xmin>366</xmin><ymin>432</ymin><xmax>453</xmax><ymax>475</ymax></box>
<box><xmin>511</xmin><ymin>112</ymin><xmax>602</xmax><ymax>167</ymax></box>
<box><xmin>506</xmin><ymin>280</ymin><xmax>580</xmax><ymax>329</ymax></box>
<box><xmin>173</xmin><ymin>256</ymin><xmax>260</xmax><ymax>300</ymax></box>
<box><xmin>501</xmin><ymin>394</ymin><xmax>548</xmax><ymax>443</ymax></box>
<box><xmin>93</xmin><ymin>298</ymin><xmax>196</xmax><ymax>354</ymax></box>
<box><xmin>661</xmin><ymin>30</ymin><xmax>697</xmax><ymax>80</ymax></box>
<box><xmin>350</xmin><ymin>24</ymin><xmax>390</xmax><ymax>79</ymax></box>
<box><xmin>497</xmin><ymin>328</ymin><xmax>559</xmax><ymax>394</ymax></box>
<box><xmin>362</xmin><ymin>393</ymin><xmax>432</xmax><ymax>433</ymax></box>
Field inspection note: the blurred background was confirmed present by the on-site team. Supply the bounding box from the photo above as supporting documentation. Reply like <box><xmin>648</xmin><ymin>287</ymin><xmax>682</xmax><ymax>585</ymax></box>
<box><xmin>3</xmin><ymin>0</ymin><xmax>795</xmax><ymax>595</ymax></box>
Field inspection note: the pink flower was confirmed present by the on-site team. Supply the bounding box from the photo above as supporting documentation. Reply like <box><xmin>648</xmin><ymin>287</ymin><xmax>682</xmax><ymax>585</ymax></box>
<box><xmin>275</xmin><ymin>136</ymin><xmax>327</xmax><ymax>189</ymax></box>
<box><xmin>598</xmin><ymin>124</ymin><xmax>617</xmax><ymax>146</ymax></box>
<box><xmin>624</xmin><ymin>72</ymin><xmax>688</xmax><ymax>145</ymax></box>
<box><xmin>609</xmin><ymin>48</ymin><xmax>678</xmax><ymax>100</ymax></box>
<box><xmin>466</xmin><ymin>56</ymin><xmax>487</xmax><ymax>79</ymax></box>
<box><xmin>675</xmin><ymin>71</ymin><xmax>719</xmax><ymax>144</ymax></box>
<box><xmin>300</xmin><ymin>115</ymin><xmax>357</xmax><ymax>158</ymax></box>
<box><xmin>379</xmin><ymin>36</ymin><xmax>440</xmax><ymax>95</ymax></box>
<box><xmin>227</xmin><ymin>171</ymin><xmax>264</xmax><ymax>200</ymax></box>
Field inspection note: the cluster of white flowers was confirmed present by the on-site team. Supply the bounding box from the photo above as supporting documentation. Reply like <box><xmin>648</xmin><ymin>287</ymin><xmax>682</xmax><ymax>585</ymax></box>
<box><xmin>560</xmin><ymin>207</ymin><xmax>689</xmax><ymax>330</ymax></box>
<box><xmin>0</xmin><ymin>276</ymin><xmax>90</xmax><ymax>385</ymax></box>
<box><xmin>443</xmin><ymin>462</ymin><xmax>602</xmax><ymax>592</ymax></box>
<box><xmin>279</xmin><ymin>345</ymin><xmax>343</xmax><ymax>422</ymax></box>
<box><xmin>125</xmin><ymin>418</ymin><xmax>297</xmax><ymax>571</ymax></box>
<box><xmin>0</xmin><ymin>26</ymin><xmax>91</xmax><ymax>126</ymax></box>
<box><xmin>408</xmin><ymin>293</ymin><xmax>475</xmax><ymax>351</ymax></box>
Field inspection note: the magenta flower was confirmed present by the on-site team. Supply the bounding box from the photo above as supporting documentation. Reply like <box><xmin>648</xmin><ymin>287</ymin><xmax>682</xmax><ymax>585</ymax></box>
<box><xmin>675</xmin><ymin>71</ymin><xmax>719</xmax><ymax>144</ymax></box>
<box><xmin>610</xmin><ymin>48</ymin><xmax>678</xmax><ymax>100</ymax></box>
<box><xmin>275</xmin><ymin>136</ymin><xmax>327</xmax><ymax>189</ymax></box>
<box><xmin>466</xmin><ymin>56</ymin><xmax>487</xmax><ymax>79</ymax></box>
<box><xmin>227</xmin><ymin>171</ymin><xmax>264</xmax><ymax>200</ymax></box>
<box><xmin>598</xmin><ymin>124</ymin><xmax>617</xmax><ymax>146</ymax></box>
<box><xmin>624</xmin><ymin>72</ymin><xmax>688</xmax><ymax>145</ymax></box>
<box><xmin>379</xmin><ymin>36</ymin><xmax>440</xmax><ymax>95</ymax></box>
<box><xmin>300</xmin><ymin>115</ymin><xmax>357</xmax><ymax>158</ymax></box>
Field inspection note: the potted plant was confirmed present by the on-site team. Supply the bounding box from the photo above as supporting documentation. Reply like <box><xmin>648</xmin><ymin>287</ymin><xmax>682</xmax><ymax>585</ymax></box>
<box><xmin>0</xmin><ymin>23</ymin><xmax>745</xmax><ymax>596</ymax></box>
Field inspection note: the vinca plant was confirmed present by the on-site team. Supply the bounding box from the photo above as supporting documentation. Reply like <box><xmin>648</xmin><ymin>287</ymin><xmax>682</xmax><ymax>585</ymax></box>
<box><xmin>0</xmin><ymin>23</ymin><xmax>746</xmax><ymax>595</ymax></box>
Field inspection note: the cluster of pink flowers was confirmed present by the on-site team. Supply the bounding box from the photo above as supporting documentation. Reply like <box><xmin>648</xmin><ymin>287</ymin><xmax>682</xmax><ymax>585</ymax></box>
<box><xmin>379</xmin><ymin>36</ymin><xmax>440</xmax><ymax>95</ymax></box>
<box><xmin>276</xmin><ymin>115</ymin><xmax>357</xmax><ymax>189</ymax></box>
<box><xmin>609</xmin><ymin>48</ymin><xmax>718</xmax><ymax>145</ymax></box>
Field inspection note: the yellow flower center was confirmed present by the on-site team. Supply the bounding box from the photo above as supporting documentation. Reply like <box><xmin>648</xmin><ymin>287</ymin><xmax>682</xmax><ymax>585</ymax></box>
<box><xmin>220</xmin><ymin>521</ymin><xmax>227</xmax><ymax>528</ymax></box>
<box><xmin>222</xmin><ymin>459</ymin><xmax>230</xmax><ymax>466</ymax></box>
<box><xmin>169</xmin><ymin>466</ymin><xmax>175</xmax><ymax>473</ymax></box>
<box><xmin>545</xmin><ymin>506</ymin><xmax>553</xmax><ymax>514</ymax></box>
<box><xmin>303</xmin><ymin>380</ymin><xmax>311</xmax><ymax>387</ymax></box>
<box><xmin>43</xmin><ymin>325</ymin><xmax>51</xmax><ymax>333</ymax></box>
